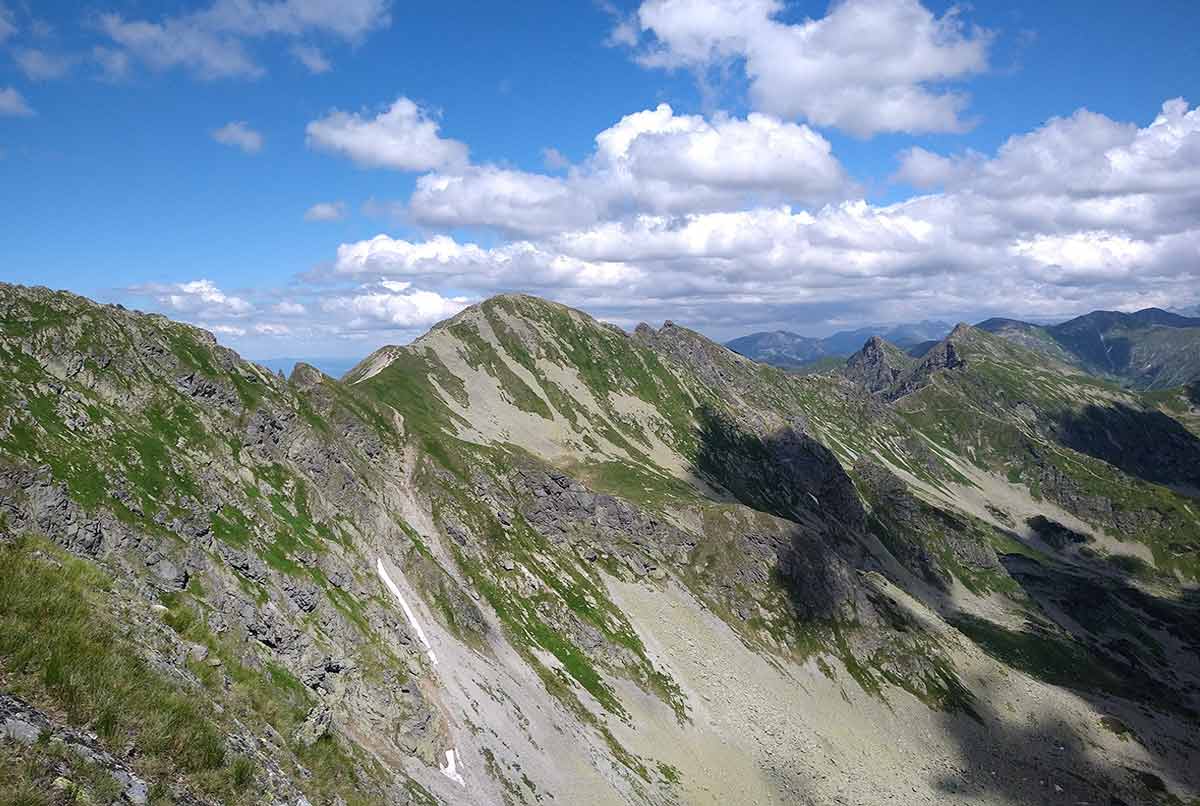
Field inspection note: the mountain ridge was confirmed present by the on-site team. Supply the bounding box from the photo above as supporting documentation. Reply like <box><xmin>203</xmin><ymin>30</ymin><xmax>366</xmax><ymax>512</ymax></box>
<box><xmin>732</xmin><ymin>307</ymin><xmax>1200</xmax><ymax>390</ymax></box>
<box><xmin>725</xmin><ymin>319</ymin><xmax>953</xmax><ymax>369</ymax></box>
<box><xmin>2</xmin><ymin>282</ymin><xmax>1199</xmax><ymax>806</ymax></box>
<box><xmin>975</xmin><ymin>307</ymin><xmax>1200</xmax><ymax>389</ymax></box>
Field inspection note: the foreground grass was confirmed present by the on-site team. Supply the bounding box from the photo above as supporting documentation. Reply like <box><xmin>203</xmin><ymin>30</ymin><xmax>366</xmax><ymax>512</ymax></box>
<box><xmin>0</xmin><ymin>535</ymin><xmax>247</xmax><ymax>802</ymax></box>
<box><xmin>0</xmin><ymin>737</ymin><xmax>126</xmax><ymax>806</ymax></box>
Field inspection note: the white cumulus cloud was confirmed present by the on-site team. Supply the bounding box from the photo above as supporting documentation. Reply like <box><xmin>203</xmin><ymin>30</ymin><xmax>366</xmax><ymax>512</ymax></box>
<box><xmin>630</xmin><ymin>0</ymin><xmax>990</xmax><ymax>137</ymax></box>
<box><xmin>332</xmin><ymin>234</ymin><xmax>643</xmax><ymax>291</ymax></box>
<box><xmin>320</xmin><ymin>98</ymin><xmax>1200</xmax><ymax>334</ymax></box>
<box><xmin>132</xmin><ymin>279</ymin><xmax>254</xmax><ymax>317</ymax></box>
<box><xmin>321</xmin><ymin>285</ymin><xmax>471</xmax><ymax>329</ymax></box>
<box><xmin>306</xmin><ymin>96</ymin><xmax>469</xmax><ymax>172</ymax></box>
<box><xmin>212</xmin><ymin>121</ymin><xmax>264</xmax><ymax>153</ymax></box>
<box><xmin>408</xmin><ymin>103</ymin><xmax>855</xmax><ymax>236</ymax></box>
<box><xmin>205</xmin><ymin>323</ymin><xmax>248</xmax><ymax>337</ymax></box>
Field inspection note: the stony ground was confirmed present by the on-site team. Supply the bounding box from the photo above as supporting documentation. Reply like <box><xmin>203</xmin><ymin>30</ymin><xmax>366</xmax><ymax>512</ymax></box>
<box><xmin>2</xmin><ymin>286</ymin><xmax>1198</xmax><ymax>806</ymax></box>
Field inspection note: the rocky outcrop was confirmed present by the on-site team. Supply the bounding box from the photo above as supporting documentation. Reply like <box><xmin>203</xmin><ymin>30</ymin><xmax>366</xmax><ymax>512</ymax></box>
<box><xmin>855</xmin><ymin>459</ymin><xmax>1006</xmax><ymax>595</ymax></box>
<box><xmin>2</xmin><ymin>694</ymin><xmax>167</xmax><ymax>806</ymax></box>
<box><xmin>842</xmin><ymin>336</ymin><xmax>912</xmax><ymax>394</ymax></box>
<box><xmin>843</xmin><ymin>328</ymin><xmax>968</xmax><ymax>400</ymax></box>
<box><xmin>517</xmin><ymin>467</ymin><xmax>696</xmax><ymax>562</ymax></box>
<box><xmin>6</xmin><ymin>285</ymin><xmax>1200</xmax><ymax>806</ymax></box>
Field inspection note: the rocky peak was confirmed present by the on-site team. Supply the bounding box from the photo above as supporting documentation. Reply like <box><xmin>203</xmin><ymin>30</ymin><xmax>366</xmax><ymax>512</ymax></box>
<box><xmin>288</xmin><ymin>362</ymin><xmax>327</xmax><ymax>389</ymax></box>
<box><xmin>842</xmin><ymin>336</ymin><xmax>912</xmax><ymax>395</ymax></box>
<box><xmin>5</xmin><ymin>285</ymin><xmax>1199</xmax><ymax>806</ymax></box>
<box><xmin>633</xmin><ymin>318</ymin><xmax>766</xmax><ymax>403</ymax></box>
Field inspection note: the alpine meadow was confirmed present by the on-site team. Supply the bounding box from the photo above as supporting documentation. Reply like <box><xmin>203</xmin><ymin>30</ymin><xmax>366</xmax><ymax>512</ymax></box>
<box><xmin>2</xmin><ymin>1</ymin><xmax>1199</xmax><ymax>805</ymax></box>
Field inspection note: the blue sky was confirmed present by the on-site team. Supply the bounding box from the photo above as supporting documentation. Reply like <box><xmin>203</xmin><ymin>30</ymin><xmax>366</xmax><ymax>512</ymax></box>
<box><xmin>2</xmin><ymin>0</ymin><xmax>1199</xmax><ymax>362</ymax></box>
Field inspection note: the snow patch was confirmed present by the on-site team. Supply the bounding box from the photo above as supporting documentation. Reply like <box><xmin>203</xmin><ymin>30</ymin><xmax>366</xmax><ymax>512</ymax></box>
<box><xmin>375</xmin><ymin>558</ymin><xmax>438</xmax><ymax>666</ymax></box>
<box><xmin>440</xmin><ymin>748</ymin><xmax>466</xmax><ymax>786</ymax></box>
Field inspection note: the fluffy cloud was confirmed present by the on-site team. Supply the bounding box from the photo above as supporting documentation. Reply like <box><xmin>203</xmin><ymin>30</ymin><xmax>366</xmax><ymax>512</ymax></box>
<box><xmin>332</xmin><ymin>234</ymin><xmax>643</xmax><ymax>291</ymax></box>
<box><xmin>408</xmin><ymin>104</ymin><xmax>854</xmax><ymax>236</ymax></box>
<box><xmin>205</xmin><ymin>323</ymin><xmax>248</xmax><ymax>337</ymax></box>
<box><xmin>13</xmin><ymin>48</ymin><xmax>73</xmax><ymax>80</ymax></box>
<box><xmin>212</xmin><ymin>121</ymin><xmax>264</xmax><ymax>153</ymax></box>
<box><xmin>892</xmin><ymin>146</ymin><xmax>982</xmax><ymax>188</ymax></box>
<box><xmin>99</xmin><ymin>0</ymin><xmax>390</xmax><ymax>79</ymax></box>
<box><xmin>0</xmin><ymin>86</ymin><xmax>33</xmax><ymax>117</ymax></box>
<box><xmin>629</xmin><ymin>0</ymin><xmax>990</xmax><ymax>137</ymax></box>
<box><xmin>291</xmin><ymin>43</ymin><xmax>331</xmax><ymax>74</ymax></box>
<box><xmin>895</xmin><ymin>99</ymin><xmax>1200</xmax><ymax>238</ymax></box>
<box><xmin>124</xmin><ymin>277</ymin><xmax>473</xmax><ymax>352</ymax></box>
<box><xmin>323</xmin><ymin>99</ymin><xmax>1200</xmax><ymax>332</ymax></box>
<box><xmin>306</xmin><ymin>97</ymin><xmax>469</xmax><ymax>172</ymax></box>
<box><xmin>304</xmin><ymin>201</ymin><xmax>347</xmax><ymax>221</ymax></box>
<box><xmin>935</xmin><ymin>101</ymin><xmax>1200</xmax><ymax>197</ymax></box>
<box><xmin>597</xmin><ymin>106</ymin><xmax>852</xmax><ymax>200</ymax></box>
<box><xmin>411</xmin><ymin>167</ymin><xmax>594</xmax><ymax>237</ymax></box>
<box><xmin>131</xmin><ymin>99</ymin><xmax>1199</xmax><ymax>352</ymax></box>
<box><xmin>133</xmin><ymin>279</ymin><xmax>254</xmax><ymax>317</ymax></box>
<box><xmin>320</xmin><ymin>285</ymin><xmax>471</xmax><ymax>329</ymax></box>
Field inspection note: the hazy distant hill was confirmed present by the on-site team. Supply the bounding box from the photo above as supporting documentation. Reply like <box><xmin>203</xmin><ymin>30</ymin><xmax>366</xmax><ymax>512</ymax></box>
<box><xmin>726</xmin><ymin>320</ymin><xmax>951</xmax><ymax>369</ymax></box>
<box><xmin>976</xmin><ymin>307</ymin><xmax>1200</xmax><ymax>389</ymax></box>
<box><xmin>253</xmin><ymin>356</ymin><xmax>359</xmax><ymax>379</ymax></box>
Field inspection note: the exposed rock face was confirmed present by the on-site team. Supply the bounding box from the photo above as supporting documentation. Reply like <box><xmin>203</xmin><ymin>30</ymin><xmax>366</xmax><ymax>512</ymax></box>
<box><xmin>856</xmin><ymin>458</ymin><xmax>1006</xmax><ymax>592</ymax></box>
<box><xmin>3</xmin><ymin>285</ymin><xmax>1200</xmax><ymax>806</ymax></box>
<box><xmin>842</xmin><ymin>336</ymin><xmax>911</xmax><ymax>394</ymax></box>
<box><xmin>1</xmin><ymin>694</ymin><xmax>169</xmax><ymax>806</ymax></box>
<box><xmin>842</xmin><ymin>327</ymin><xmax>967</xmax><ymax>400</ymax></box>
<box><xmin>0</xmin><ymin>284</ymin><xmax>447</xmax><ymax>804</ymax></box>
<box><xmin>517</xmin><ymin>467</ymin><xmax>695</xmax><ymax>560</ymax></box>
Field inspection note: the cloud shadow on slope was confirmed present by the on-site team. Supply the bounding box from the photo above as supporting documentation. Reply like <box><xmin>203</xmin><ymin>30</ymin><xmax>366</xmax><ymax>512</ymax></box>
<box><xmin>1054</xmin><ymin>402</ymin><xmax>1200</xmax><ymax>494</ymax></box>
<box><xmin>691</xmin><ymin>404</ymin><xmax>879</xmax><ymax>624</ymax></box>
<box><xmin>935</xmin><ymin>547</ymin><xmax>1200</xmax><ymax>804</ymax></box>
<box><xmin>690</xmin><ymin>403</ymin><xmax>1200</xmax><ymax>804</ymax></box>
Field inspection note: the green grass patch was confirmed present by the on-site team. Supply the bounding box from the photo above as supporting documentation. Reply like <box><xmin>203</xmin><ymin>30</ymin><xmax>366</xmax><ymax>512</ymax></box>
<box><xmin>0</xmin><ymin>535</ymin><xmax>246</xmax><ymax>798</ymax></box>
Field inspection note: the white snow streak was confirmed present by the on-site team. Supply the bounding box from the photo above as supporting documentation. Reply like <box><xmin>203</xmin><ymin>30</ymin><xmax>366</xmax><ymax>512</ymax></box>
<box><xmin>375</xmin><ymin>558</ymin><xmax>466</xmax><ymax>789</ymax></box>
<box><xmin>440</xmin><ymin>749</ymin><xmax>466</xmax><ymax>786</ymax></box>
<box><xmin>375</xmin><ymin>557</ymin><xmax>439</xmax><ymax>666</ymax></box>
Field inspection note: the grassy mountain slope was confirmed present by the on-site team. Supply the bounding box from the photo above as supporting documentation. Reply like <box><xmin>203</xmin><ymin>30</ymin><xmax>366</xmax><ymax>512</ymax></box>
<box><xmin>840</xmin><ymin>323</ymin><xmax>1200</xmax><ymax>575</ymax></box>
<box><xmin>977</xmin><ymin>308</ymin><xmax>1200</xmax><ymax>389</ymax></box>
<box><xmin>2</xmin><ymin>285</ymin><xmax>1198</xmax><ymax>806</ymax></box>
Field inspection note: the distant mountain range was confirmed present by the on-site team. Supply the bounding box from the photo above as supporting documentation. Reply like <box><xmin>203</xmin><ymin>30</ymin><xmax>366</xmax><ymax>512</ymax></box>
<box><xmin>725</xmin><ymin>320</ymin><xmax>952</xmax><ymax>370</ymax></box>
<box><xmin>731</xmin><ymin>308</ymin><xmax>1200</xmax><ymax>390</ymax></box>
<box><xmin>976</xmin><ymin>308</ymin><xmax>1200</xmax><ymax>389</ymax></box>
<box><xmin>252</xmin><ymin>356</ymin><xmax>359</xmax><ymax>379</ymax></box>
<box><xmin>3</xmin><ymin>284</ymin><xmax>1200</xmax><ymax>805</ymax></box>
